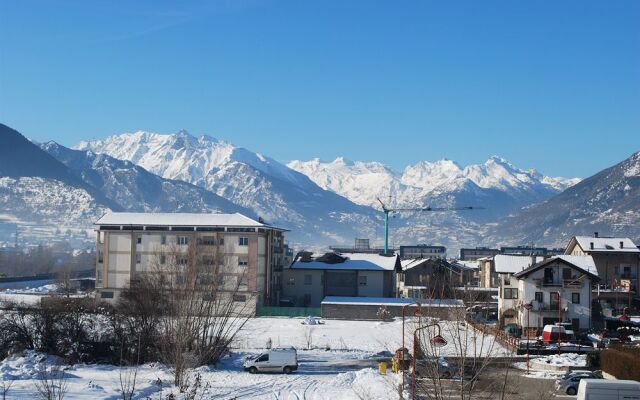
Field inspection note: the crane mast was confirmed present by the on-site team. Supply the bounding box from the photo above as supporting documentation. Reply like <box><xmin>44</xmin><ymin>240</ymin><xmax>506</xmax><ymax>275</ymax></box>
<box><xmin>376</xmin><ymin>197</ymin><xmax>482</xmax><ymax>255</ymax></box>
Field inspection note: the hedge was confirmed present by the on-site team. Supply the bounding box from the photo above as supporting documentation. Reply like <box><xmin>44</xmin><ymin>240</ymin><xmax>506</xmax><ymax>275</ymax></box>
<box><xmin>600</xmin><ymin>347</ymin><xmax>640</xmax><ymax>381</ymax></box>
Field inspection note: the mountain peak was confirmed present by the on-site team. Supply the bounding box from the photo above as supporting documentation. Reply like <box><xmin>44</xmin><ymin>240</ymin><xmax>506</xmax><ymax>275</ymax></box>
<box><xmin>332</xmin><ymin>156</ymin><xmax>353</xmax><ymax>166</ymax></box>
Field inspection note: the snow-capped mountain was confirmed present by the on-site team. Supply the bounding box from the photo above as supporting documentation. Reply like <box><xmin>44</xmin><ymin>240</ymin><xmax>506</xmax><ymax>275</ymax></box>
<box><xmin>0</xmin><ymin>124</ymin><xmax>113</xmax><ymax>246</ymax></box>
<box><xmin>75</xmin><ymin>131</ymin><xmax>380</xmax><ymax>246</ymax></box>
<box><xmin>288</xmin><ymin>156</ymin><xmax>580</xmax><ymax>220</ymax></box>
<box><xmin>488</xmin><ymin>151</ymin><xmax>640</xmax><ymax>247</ymax></box>
<box><xmin>41</xmin><ymin>141</ymin><xmax>254</xmax><ymax>216</ymax></box>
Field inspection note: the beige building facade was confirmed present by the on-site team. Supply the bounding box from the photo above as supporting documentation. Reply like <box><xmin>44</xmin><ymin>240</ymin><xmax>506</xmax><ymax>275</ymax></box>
<box><xmin>94</xmin><ymin>212</ymin><xmax>287</xmax><ymax>308</ymax></box>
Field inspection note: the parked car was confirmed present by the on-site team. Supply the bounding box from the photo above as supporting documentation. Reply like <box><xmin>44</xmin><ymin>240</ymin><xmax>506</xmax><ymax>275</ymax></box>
<box><xmin>577</xmin><ymin>379</ymin><xmax>640</xmax><ymax>400</ymax></box>
<box><xmin>556</xmin><ymin>372</ymin><xmax>601</xmax><ymax>396</ymax></box>
<box><xmin>243</xmin><ymin>347</ymin><xmax>298</xmax><ymax>374</ymax></box>
<box><xmin>414</xmin><ymin>356</ymin><xmax>457</xmax><ymax>379</ymax></box>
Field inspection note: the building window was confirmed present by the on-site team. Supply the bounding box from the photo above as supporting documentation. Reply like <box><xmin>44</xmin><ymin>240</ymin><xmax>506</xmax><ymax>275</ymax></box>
<box><xmin>178</xmin><ymin>257</ymin><xmax>188</xmax><ymax>265</ymax></box>
<box><xmin>178</xmin><ymin>236</ymin><xmax>189</xmax><ymax>245</ymax></box>
<box><xmin>287</xmin><ymin>277</ymin><xmax>295</xmax><ymax>285</ymax></box>
<box><xmin>563</xmin><ymin>268</ymin><xmax>572</xmax><ymax>280</ymax></box>
<box><xmin>98</xmin><ymin>251</ymin><xmax>104</xmax><ymax>264</ymax></box>
<box><xmin>359</xmin><ymin>276</ymin><xmax>367</xmax><ymax>286</ymax></box>
<box><xmin>534</xmin><ymin>292</ymin><xmax>543</xmax><ymax>303</ymax></box>
<box><xmin>135</xmin><ymin>253</ymin><xmax>141</xmax><ymax>264</ymax></box>
<box><xmin>101</xmin><ymin>291</ymin><xmax>114</xmax><ymax>299</ymax></box>
<box><xmin>233</xmin><ymin>294</ymin><xmax>247</xmax><ymax>302</ymax></box>
<box><xmin>219</xmin><ymin>237</ymin><xmax>225</xmax><ymax>245</ymax></box>
<box><xmin>137</xmin><ymin>236</ymin><xmax>142</xmax><ymax>244</ymax></box>
<box><xmin>503</xmin><ymin>288</ymin><xmax>518</xmax><ymax>299</ymax></box>
<box><xmin>238</xmin><ymin>258</ymin><xmax>248</xmax><ymax>267</ymax></box>
<box><xmin>239</xmin><ymin>276</ymin><xmax>248</xmax><ymax>288</ymax></box>
<box><xmin>504</xmin><ymin>275</ymin><xmax>510</xmax><ymax>285</ymax></box>
<box><xmin>239</xmin><ymin>237</ymin><xmax>249</xmax><ymax>246</ymax></box>
<box><xmin>161</xmin><ymin>235</ymin><xmax>166</xmax><ymax>245</ymax></box>
<box><xmin>201</xmin><ymin>236</ymin><xmax>215</xmax><ymax>245</ymax></box>
<box><xmin>304</xmin><ymin>274</ymin><xmax>312</xmax><ymax>285</ymax></box>
<box><xmin>160</xmin><ymin>255</ymin><xmax>166</xmax><ymax>265</ymax></box>
<box><xmin>572</xmin><ymin>293</ymin><xmax>580</xmax><ymax>304</ymax></box>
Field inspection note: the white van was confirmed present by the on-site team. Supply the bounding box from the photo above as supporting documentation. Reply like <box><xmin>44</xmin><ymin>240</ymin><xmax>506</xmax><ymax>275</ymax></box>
<box><xmin>577</xmin><ymin>379</ymin><xmax>640</xmax><ymax>400</ymax></box>
<box><xmin>243</xmin><ymin>347</ymin><xmax>298</xmax><ymax>374</ymax></box>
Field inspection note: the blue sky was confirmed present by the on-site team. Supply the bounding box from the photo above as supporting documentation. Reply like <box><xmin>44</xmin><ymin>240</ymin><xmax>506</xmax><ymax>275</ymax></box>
<box><xmin>1</xmin><ymin>0</ymin><xmax>638</xmax><ymax>178</ymax></box>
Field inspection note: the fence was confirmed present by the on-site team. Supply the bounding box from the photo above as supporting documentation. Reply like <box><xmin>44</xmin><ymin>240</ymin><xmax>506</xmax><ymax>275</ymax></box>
<box><xmin>255</xmin><ymin>306</ymin><xmax>321</xmax><ymax>317</ymax></box>
<box><xmin>466</xmin><ymin>318</ymin><xmax>519</xmax><ymax>352</ymax></box>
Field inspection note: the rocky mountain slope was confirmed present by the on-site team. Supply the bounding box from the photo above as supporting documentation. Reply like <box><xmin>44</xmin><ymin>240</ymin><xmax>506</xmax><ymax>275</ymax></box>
<box><xmin>488</xmin><ymin>151</ymin><xmax>640</xmax><ymax>247</ymax></box>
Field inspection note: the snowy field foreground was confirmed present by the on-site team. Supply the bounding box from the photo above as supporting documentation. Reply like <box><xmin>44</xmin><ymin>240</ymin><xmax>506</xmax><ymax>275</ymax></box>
<box><xmin>0</xmin><ymin>317</ymin><xmax>510</xmax><ymax>399</ymax></box>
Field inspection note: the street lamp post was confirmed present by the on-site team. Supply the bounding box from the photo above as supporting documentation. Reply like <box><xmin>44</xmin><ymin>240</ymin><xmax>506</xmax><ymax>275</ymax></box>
<box><xmin>412</xmin><ymin>323</ymin><xmax>447</xmax><ymax>400</ymax></box>
<box><xmin>522</xmin><ymin>302</ymin><xmax>533</xmax><ymax>374</ymax></box>
<box><xmin>557</xmin><ymin>291</ymin><xmax>562</xmax><ymax>356</ymax></box>
<box><xmin>401</xmin><ymin>302</ymin><xmax>421</xmax><ymax>389</ymax></box>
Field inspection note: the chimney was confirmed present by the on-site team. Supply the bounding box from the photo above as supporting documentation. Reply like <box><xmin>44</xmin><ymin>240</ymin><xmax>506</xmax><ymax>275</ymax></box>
<box><xmin>620</xmin><ymin>241</ymin><xmax>624</xmax><ymax>249</ymax></box>
<box><xmin>590</xmin><ymin>242</ymin><xmax>594</xmax><ymax>250</ymax></box>
<box><xmin>594</xmin><ymin>232</ymin><xmax>599</xmax><ymax>238</ymax></box>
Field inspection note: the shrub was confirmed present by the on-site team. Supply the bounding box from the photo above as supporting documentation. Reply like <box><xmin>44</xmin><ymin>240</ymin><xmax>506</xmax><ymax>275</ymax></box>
<box><xmin>600</xmin><ymin>347</ymin><xmax>640</xmax><ymax>381</ymax></box>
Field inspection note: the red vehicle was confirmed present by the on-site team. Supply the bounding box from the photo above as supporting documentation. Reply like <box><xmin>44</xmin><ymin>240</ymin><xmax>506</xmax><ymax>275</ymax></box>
<box><xmin>541</xmin><ymin>324</ymin><xmax>573</xmax><ymax>344</ymax></box>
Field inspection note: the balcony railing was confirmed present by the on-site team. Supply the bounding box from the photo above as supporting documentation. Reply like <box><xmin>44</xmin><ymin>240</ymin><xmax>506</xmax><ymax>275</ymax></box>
<box><xmin>533</xmin><ymin>278</ymin><xmax>584</xmax><ymax>288</ymax></box>
<box><xmin>533</xmin><ymin>303</ymin><xmax>560</xmax><ymax>312</ymax></box>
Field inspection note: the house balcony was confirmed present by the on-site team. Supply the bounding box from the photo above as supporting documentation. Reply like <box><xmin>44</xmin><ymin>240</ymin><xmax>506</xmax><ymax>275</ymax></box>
<box><xmin>533</xmin><ymin>279</ymin><xmax>584</xmax><ymax>289</ymax></box>
<box><xmin>532</xmin><ymin>303</ymin><xmax>561</xmax><ymax>312</ymax></box>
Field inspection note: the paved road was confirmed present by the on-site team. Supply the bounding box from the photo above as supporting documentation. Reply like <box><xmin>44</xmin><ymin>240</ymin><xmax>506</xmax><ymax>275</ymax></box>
<box><xmin>414</xmin><ymin>366</ymin><xmax>574</xmax><ymax>400</ymax></box>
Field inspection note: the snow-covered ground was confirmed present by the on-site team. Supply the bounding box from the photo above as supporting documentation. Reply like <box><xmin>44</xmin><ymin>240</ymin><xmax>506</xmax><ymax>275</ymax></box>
<box><xmin>0</xmin><ymin>317</ymin><xmax>510</xmax><ymax>399</ymax></box>
<box><xmin>0</xmin><ymin>283</ymin><xmax>60</xmax><ymax>305</ymax></box>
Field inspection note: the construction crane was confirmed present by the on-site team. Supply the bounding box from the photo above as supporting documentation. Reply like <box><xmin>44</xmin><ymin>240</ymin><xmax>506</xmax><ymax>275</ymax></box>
<box><xmin>376</xmin><ymin>197</ymin><xmax>483</xmax><ymax>255</ymax></box>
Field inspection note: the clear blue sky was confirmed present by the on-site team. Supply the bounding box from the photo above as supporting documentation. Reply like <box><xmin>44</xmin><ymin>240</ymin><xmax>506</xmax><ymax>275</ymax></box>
<box><xmin>1</xmin><ymin>0</ymin><xmax>638</xmax><ymax>178</ymax></box>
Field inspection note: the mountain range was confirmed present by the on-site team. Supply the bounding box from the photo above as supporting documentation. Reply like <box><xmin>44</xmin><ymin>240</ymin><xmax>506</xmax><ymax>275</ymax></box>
<box><xmin>288</xmin><ymin>156</ymin><xmax>579</xmax><ymax>220</ymax></box>
<box><xmin>1</xmin><ymin>122</ymin><xmax>638</xmax><ymax>254</ymax></box>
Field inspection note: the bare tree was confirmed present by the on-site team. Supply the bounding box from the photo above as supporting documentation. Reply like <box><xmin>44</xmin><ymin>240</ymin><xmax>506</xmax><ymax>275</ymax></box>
<box><xmin>55</xmin><ymin>266</ymin><xmax>74</xmax><ymax>298</ymax></box>
<box><xmin>34</xmin><ymin>364</ymin><xmax>69</xmax><ymax>400</ymax></box>
<box><xmin>1</xmin><ymin>377</ymin><xmax>14</xmax><ymax>400</ymax></box>
<box><xmin>136</xmin><ymin>239</ymin><xmax>254</xmax><ymax>392</ymax></box>
<box><xmin>410</xmin><ymin>282</ymin><xmax>516</xmax><ymax>400</ymax></box>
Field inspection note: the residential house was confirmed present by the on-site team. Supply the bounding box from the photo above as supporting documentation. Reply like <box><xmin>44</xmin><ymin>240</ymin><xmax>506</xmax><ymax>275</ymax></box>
<box><xmin>564</xmin><ymin>233</ymin><xmax>640</xmax><ymax>315</ymax></box>
<box><xmin>513</xmin><ymin>255</ymin><xmax>599</xmax><ymax>334</ymax></box>
<box><xmin>398</xmin><ymin>258</ymin><xmax>477</xmax><ymax>299</ymax></box>
<box><xmin>281</xmin><ymin>252</ymin><xmax>398</xmax><ymax>307</ymax></box>
<box><xmin>495</xmin><ymin>255</ymin><xmax>544</xmax><ymax>327</ymax></box>
<box><xmin>94</xmin><ymin>212</ymin><xmax>287</xmax><ymax>309</ymax></box>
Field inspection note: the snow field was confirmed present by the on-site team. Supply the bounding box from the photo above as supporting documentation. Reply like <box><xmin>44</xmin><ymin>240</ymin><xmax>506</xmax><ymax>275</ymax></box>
<box><xmin>0</xmin><ymin>317</ymin><xmax>509</xmax><ymax>399</ymax></box>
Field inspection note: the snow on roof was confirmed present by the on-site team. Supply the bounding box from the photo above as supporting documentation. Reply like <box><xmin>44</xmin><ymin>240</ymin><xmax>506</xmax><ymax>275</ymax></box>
<box><xmin>494</xmin><ymin>254</ymin><xmax>544</xmax><ymax>274</ymax></box>
<box><xmin>574</xmin><ymin>236</ymin><xmax>639</xmax><ymax>253</ymax></box>
<box><xmin>292</xmin><ymin>252</ymin><xmax>399</xmax><ymax>271</ymax></box>
<box><xmin>321</xmin><ymin>296</ymin><xmax>464</xmax><ymax>307</ymax></box>
<box><xmin>95</xmin><ymin>212</ymin><xmax>275</xmax><ymax>228</ymax></box>
<box><xmin>553</xmin><ymin>255</ymin><xmax>599</xmax><ymax>277</ymax></box>
<box><xmin>514</xmin><ymin>255</ymin><xmax>599</xmax><ymax>279</ymax></box>
<box><xmin>453</xmin><ymin>260</ymin><xmax>480</xmax><ymax>270</ymax></box>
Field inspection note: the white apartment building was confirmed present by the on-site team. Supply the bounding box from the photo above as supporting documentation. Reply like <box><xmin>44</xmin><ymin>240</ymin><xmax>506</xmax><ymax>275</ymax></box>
<box><xmin>495</xmin><ymin>255</ymin><xmax>544</xmax><ymax>326</ymax></box>
<box><xmin>94</xmin><ymin>212</ymin><xmax>287</xmax><ymax>307</ymax></box>
<box><xmin>512</xmin><ymin>255</ymin><xmax>599</xmax><ymax>334</ymax></box>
